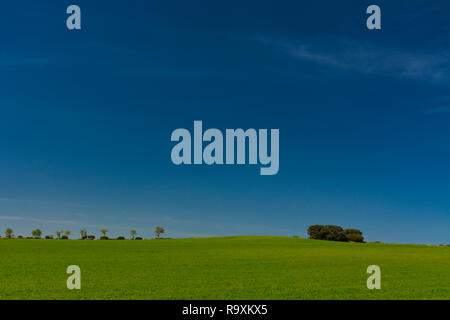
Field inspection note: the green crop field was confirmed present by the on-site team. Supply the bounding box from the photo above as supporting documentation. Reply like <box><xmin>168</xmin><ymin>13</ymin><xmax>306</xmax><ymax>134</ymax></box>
<box><xmin>0</xmin><ymin>236</ymin><xmax>449</xmax><ymax>300</ymax></box>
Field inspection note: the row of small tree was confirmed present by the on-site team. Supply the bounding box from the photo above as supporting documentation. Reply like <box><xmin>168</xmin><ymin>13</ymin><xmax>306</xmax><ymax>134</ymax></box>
<box><xmin>307</xmin><ymin>225</ymin><xmax>364</xmax><ymax>242</ymax></box>
<box><xmin>2</xmin><ymin>226</ymin><xmax>165</xmax><ymax>240</ymax></box>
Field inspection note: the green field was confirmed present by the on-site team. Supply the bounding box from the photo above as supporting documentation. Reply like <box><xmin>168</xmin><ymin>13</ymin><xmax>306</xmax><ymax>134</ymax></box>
<box><xmin>0</xmin><ymin>236</ymin><xmax>449</xmax><ymax>300</ymax></box>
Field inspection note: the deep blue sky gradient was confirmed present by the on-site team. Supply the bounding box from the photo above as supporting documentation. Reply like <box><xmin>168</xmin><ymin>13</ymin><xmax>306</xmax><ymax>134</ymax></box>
<box><xmin>1</xmin><ymin>1</ymin><xmax>449</xmax><ymax>243</ymax></box>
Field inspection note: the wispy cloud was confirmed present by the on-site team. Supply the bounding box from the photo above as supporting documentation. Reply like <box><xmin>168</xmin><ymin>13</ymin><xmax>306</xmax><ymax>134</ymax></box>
<box><xmin>0</xmin><ymin>216</ymin><xmax>79</xmax><ymax>225</ymax></box>
<box><xmin>0</xmin><ymin>57</ymin><xmax>48</xmax><ymax>68</ymax></box>
<box><xmin>425</xmin><ymin>106</ymin><xmax>450</xmax><ymax>114</ymax></box>
<box><xmin>257</xmin><ymin>36</ymin><xmax>450</xmax><ymax>83</ymax></box>
<box><xmin>0</xmin><ymin>197</ymin><xmax>31</xmax><ymax>203</ymax></box>
<box><xmin>0</xmin><ymin>215</ymin><xmax>133</xmax><ymax>231</ymax></box>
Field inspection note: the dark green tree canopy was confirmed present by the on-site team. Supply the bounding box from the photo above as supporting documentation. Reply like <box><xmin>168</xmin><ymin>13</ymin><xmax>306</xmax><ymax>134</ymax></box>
<box><xmin>308</xmin><ymin>225</ymin><xmax>364</xmax><ymax>243</ymax></box>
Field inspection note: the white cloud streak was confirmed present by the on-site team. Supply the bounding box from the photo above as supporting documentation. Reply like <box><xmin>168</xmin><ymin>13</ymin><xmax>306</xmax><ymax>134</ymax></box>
<box><xmin>257</xmin><ymin>36</ymin><xmax>450</xmax><ymax>83</ymax></box>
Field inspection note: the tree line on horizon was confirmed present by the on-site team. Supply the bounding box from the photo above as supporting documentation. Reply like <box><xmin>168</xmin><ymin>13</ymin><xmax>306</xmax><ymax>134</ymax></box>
<box><xmin>2</xmin><ymin>225</ymin><xmax>364</xmax><ymax>242</ymax></box>
<box><xmin>1</xmin><ymin>226</ymin><xmax>165</xmax><ymax>240</ymax></box>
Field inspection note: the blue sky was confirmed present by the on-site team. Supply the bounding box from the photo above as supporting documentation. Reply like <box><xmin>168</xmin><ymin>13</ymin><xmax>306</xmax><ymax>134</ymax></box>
<box><xmin>1</xmin><ymin>0</ymin><xmax>449</xmax><ymax>243</ymax></box>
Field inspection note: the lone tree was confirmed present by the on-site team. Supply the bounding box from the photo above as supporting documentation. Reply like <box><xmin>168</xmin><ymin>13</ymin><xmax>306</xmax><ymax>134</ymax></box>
<box><xmin>32</xmin><ymin>229</ymin><xmax>42</xmax><ymax>239</ymax></box>
<box><xmin>55</xmin><ymin>230</ymin><xmax>63</xmax><ymax>239</ymax></box>
<box><xmin>100</xmin><ymin>229</ymin><xmax>108</xmax><ymax>237</ymax></box>
<box><xmin>154</xmin><ymin>226</ymin><xmax>165</xmax><ymax>239</ymax></box>
<box><xmin>130</xmin><ymin>229</ymin><xmax>137</xmax><ymax>240</ymax></box>
<box><xmin>65</xmin><ymin>230</ymin><xmax>71</xmax><ymax>238</ymax></box>
<box><xmin>5</xmin><ymin>228</ymin><xmax>13</xmax><ymax>238</ymax></box>
<box><xmin>80</xmin><ymin>229</ymin><xmax>87</xmax><ymax>239</ymax></box>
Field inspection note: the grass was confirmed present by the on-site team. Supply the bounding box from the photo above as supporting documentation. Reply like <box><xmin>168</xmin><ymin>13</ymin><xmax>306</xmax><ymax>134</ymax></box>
<box><xmin>0</xmin><ymin>236</ymin><xmax>449</xmax><ymax>300</ymax></box>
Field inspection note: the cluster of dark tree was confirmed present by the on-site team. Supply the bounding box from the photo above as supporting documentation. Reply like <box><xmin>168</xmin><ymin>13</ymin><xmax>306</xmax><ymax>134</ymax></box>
<box><xmin>307</xmin><ymin>225</ymin><xmax>364</xmax><ymax>242</ymax></box>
